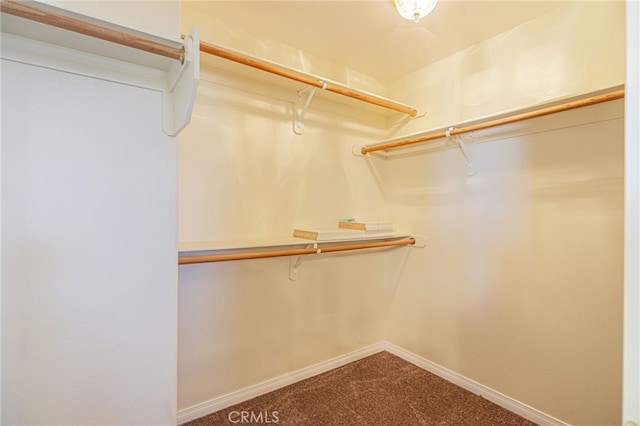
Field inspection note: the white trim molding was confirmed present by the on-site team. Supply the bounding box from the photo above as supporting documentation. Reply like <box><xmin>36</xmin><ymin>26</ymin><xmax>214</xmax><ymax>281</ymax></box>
<box><xmin>380</xmin><ymin>342</ymin><xmax>569</xmax><ymax>426</ymax></box>
<box><xmin>178</xmin><ymin>341</ymin><xmax>568</xmax><ymax>425</ymax></box>
<box><xmin>177</xmin><ymin>344</ymin><xmax>384</xmax><ymax>424</ymax></box>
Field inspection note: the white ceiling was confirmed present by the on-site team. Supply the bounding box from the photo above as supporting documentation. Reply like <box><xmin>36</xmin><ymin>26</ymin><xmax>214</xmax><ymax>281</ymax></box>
<box><xmin>188</xmin><ymin>1</ymin><xmax>567</xmax><ymax>81</ymax></box>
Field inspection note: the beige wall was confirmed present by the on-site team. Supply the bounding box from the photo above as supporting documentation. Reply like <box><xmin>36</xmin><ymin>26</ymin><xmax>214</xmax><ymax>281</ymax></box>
<box><xmin>623</xmin><ymin>1</ymin><xmax>640</xmax><ymax>422</ymax></box>
<box><xmin>177</xmin><ymin>1</ymin><xmax>626</xmax><ymax>424</ymax></box>
<box><xmin>177</xmin><ymin>7</ymin><xmax>395</xmax><ymax>408</ymax></box>
<box><xmin>179</xmin><ymin>251</ymin><xmax>390</xmax><ymax>408</ymax></box>
<box><xmin>177</xmin><ymin>69</ymin><xmax>392</xmax><ymax>410</ymax></box>
<box><xmin>389</xmin><ymin>2</ymin><xmax>625</xmax><ymax>137</ymax></box>
<box><xmin>180</xmin><ymin>1</ymin><xmax>388</xmax><ymax>97</ymax></box>
<box><xmin>46</xmin><ymin>0</ymin><xmax>181</xmax><ymax>40</ymax></box>
<box><xmin>384</xmin><ymin>2</ymin><xmax>625</xmax><ymax>425</ymax></box>
<box><xmin>383</xmin><ymin>103</ymin><xmax>624</xmax><ymax>425</ymax></box>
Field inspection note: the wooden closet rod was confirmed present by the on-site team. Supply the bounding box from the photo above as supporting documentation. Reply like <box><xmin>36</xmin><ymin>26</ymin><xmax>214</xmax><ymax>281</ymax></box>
<box><xmin>199</xmin><ymin>40</ymin><xmax>418</xmax><ymax>117</ymax></box>
<box><xmin>0</xmin><ymin>0</ymin><xmax>184</xmax><ymax>62</ymax></box>
<box><xmin>361</xmin><ymin>88</ymin><xmax>625</xmax><ymax>155</ymax></box>
<box><xmin>179</xmin><ymin>237</ymin><xmax>416</xmax><ymax>265</ymax></box>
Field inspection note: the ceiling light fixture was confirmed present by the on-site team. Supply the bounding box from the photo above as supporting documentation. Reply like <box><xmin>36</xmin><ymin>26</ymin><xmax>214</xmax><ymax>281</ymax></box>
<box><xmin>394</xmin><ymin>0</ymin><xmax>438</xmax><ymax>23</ymax></box>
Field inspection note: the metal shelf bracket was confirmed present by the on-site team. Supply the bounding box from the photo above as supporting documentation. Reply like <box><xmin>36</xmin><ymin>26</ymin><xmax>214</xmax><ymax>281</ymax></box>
<box><xmin>446</xmin><ymin>128</ymin><xmax>478</xmax><ymax>176</ymax></box>
<box><xmin>293</xmin><ymin>81</ymin><xmax>326</xmax><ymax>135</ymax></box>
<box><xmin>289</xmin><ymin>243</ymin><xmax>318</xmax><ymax>280</ymax></box>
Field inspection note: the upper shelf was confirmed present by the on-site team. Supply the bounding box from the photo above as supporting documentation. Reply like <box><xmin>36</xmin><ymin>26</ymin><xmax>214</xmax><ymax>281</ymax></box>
<box><xmin>1</xmin><ymin>0</ymin><xmax>180</xmax><ymax>71</ymax></box>
<box><xmin>0</xmin><ymin>0</ymin><xmax>199</xmax><ymax>136</ymax></box>
<box><xmin>196</xmin><ymin>38</ymin><xmax>418</xmax><ymax>119</ymax></box>
<box><xmin>358</xmin><ymin>86</ymin><xmax>626</xmax><ymax>156</ymax></box>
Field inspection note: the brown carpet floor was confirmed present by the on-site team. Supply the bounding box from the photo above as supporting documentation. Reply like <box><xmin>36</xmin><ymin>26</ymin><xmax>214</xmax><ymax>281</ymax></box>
<box><xmin>185</xmin><ymin>351</ymin><xmax>538</xmax><ymax>426</ymax></box>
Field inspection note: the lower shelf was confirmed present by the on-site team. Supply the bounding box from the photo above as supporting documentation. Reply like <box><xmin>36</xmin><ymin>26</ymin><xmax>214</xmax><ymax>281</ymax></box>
<box><xmin>178</xmin><ymin>234</ymin><xmax>425</xmax><ymax>265</ymax></box>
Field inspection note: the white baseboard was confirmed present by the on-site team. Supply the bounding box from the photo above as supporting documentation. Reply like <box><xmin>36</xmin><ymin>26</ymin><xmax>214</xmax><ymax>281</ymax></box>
<box><xmin>177</xmin><ymin>343</ymin><xmax>384</xmax><ymax>424</ymax></box>
<box><xmin>380</xmin><ymin>342</ymin><xmax>569</xmax><ymax>426</ymax></box>
<box><xmin>178</xmin><ymin>341</ymin><xmax>568</xmax><ymax>426</ymax></box>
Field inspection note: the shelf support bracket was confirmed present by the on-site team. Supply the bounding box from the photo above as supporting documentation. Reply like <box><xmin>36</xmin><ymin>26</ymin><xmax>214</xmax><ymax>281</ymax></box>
<box><xmin>446</xmin><ymin>128</ymin><xmax>478</xmax><ymax>176</ymax></box>
<box><xmin>289</xmin><ymin>243</ymin><xmax>317</xmax><ymax>280</ymax></box>
<box><xmin>163</xmin><ymin>27</ymin><xmax>200</xmax><ymax>136</ymax></box>
<box><xmin>289</xmin><ymin>255</ymin><xmax>303</xmax><ymax>281</ymax></box>
<box><xmin>293</xmin><ymin>81</ymin><xmax>326</xmax><ymax>135</ymax></box>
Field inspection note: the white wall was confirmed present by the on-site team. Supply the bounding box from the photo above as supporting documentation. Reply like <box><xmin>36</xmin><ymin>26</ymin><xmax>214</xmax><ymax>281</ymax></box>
<box><xmin>1</xmin><ymin>1</ymin><xmax>183</xmax><ymax>422</ymax></box>
<box><xmin>624</xmin><ymin>0</ymin><xmax>640</xmax><ymax>423</ymax></box>
<box><xmin>384</xmin><ymin>2</ymin><xmax>625</xmax><ymax>425</ymax></box>
<box><xmin>1</xmin><ymin>57</ymin><xmax>177</xmax><ymax>425</ymax></box>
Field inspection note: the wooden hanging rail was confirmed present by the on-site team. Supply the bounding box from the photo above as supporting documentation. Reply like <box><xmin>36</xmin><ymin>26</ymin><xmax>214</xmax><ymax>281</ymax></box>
<box><xmin>179</xmin><ymin>237</ymin><xmax>416</xmax><ymax>265</ymax></box>
<box><xmin>199</xmin><ymin>39</ymin><xmax>418</xmax><ymax>117</ymax></box>
<box><xmin>0</xmin><ymin>0</ymin><xmax>184</xmax><ymax>62</ymax></box>
<box><xmin>361</xmin><ymin>88</ymin><xmax>625</xmax><ymax>155</ymax></box>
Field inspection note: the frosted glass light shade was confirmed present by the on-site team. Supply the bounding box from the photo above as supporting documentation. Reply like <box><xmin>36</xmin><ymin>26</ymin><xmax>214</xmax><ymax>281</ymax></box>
<box><xmin>394</xmin><ymin>0</ymin><xmax>438</xmax><ymax>23</ymax></box>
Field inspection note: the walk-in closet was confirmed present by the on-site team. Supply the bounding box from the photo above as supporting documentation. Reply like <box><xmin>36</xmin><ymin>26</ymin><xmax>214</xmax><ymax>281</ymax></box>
<box><xmin>1</xmin><ymin>1</ymin><xmax>639</xmax><ymax>425</ymax></box>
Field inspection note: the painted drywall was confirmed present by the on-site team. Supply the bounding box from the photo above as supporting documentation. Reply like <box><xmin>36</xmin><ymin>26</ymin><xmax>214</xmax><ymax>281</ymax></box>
<box><xmin>178</xmin><ymin>71</ymin><xmax>389</xmax><ymax>242</ymax></box>
<box><xmin>177</xmin><ymin>68</ymin><xmax>394</xmax><ymax>410</ymax></box>
<box><xmin>389</xmin><ymin>1</ymin><xmax>625</xmax><ymax>137</ymax></box>
<box><xmin>176</xmin><ymin>1</ymin><xmax>626</xmax><ymax>423</ymax></box>
<box><xmin>179</xmin><ymin>252</ymin><xmax>392</xmax><ymax>409</ymax></box>
<box><xmin>180</xmin><ymin>1</ymin><xmax>388</xmax><ymax>97</ymax></box>
<box><xmin>1</xmin><ymin>59</ymin><xmax>178</xmax><ymax>425</ymax></box>
<box><xmin>45</xmin><ymin>0</ymin><xmax>181</xmax><ymax>41</ymax></box>
<box><xmin>623</xmin><ymin>0</ymin><xmax>640</xmax><ymax>423</ymax></box>
<box><xmin>173</xmin><ymin>18</ymin><xmax>403</xmax><ymax>416</ymax></box>
<box><xmin>384</xmin><ymin>2</ymin><xmax>625</xmax><ymax>425</ymax></box>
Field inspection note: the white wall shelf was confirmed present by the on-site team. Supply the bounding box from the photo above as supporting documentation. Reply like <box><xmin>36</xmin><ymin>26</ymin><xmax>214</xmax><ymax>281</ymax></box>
<box><xmin>196</xmin><ymin>39</ymin><xmax>418</xmax><ymax>125</ymax></box>
<box><xmin>179</xmin><ymin>234</ymin><xmax>425</xmax><ymax>265</ymax></box>
<box><xmin>357</xmin><ymin>86</ymin><xmax>625</xmax><ymax>157</ymax></box>
<box><xmin>0</xmin><ymin>0</ymin><xmax>199</xmax><ymax>136</ymax></box>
